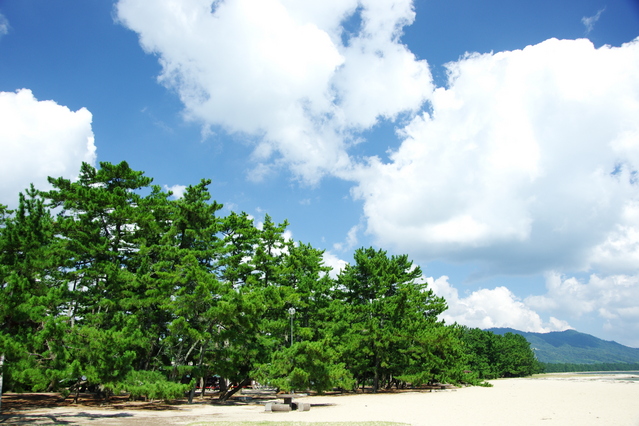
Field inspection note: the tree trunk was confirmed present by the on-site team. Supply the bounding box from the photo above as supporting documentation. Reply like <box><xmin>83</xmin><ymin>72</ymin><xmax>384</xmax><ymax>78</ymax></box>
<box><xmin>142</xmin><ymin>340</ymin><xmax>156</xmax><ymax>371</ymax></box>
<box><xmin>219</xmin><ymin>377</ymin><xmax>251</xmax><ymax>401</ymax></box>
<box><xmin>188</xmin><ymin>342</ymin><xmax>208</xmax><ymax>404</ymax></box>
<box><xmin>188</xmin><ymin>384</ymin><xmax>195</xmax><ymax>404</ymax></box>
<box><xmin>0</xmin><ymin>354</ymin><xmax>5</xmax><ymax>413</ymax></box>
<box><xmin>373</xmin><ymin>355</ymin><xmax>380</xmax><ymax>393</ymax></box>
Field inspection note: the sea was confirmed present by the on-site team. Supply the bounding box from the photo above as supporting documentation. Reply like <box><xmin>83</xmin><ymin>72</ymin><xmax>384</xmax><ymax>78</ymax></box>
<box><xmin>576</xmin><ymin>371</ymin><xmax>639</xmax><ymax>382</ymax></box>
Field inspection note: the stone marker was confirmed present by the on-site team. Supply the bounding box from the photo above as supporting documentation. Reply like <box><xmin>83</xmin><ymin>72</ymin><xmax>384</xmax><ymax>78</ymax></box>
<box><xmin>298</xmin><ymin>402</ymin><xmax>311</xmax><ymax>411</ymax></box>
<box><xmin>265</xmin><ymin>402</ymin><xmax>292</xmax><ymax>412</ymax></box>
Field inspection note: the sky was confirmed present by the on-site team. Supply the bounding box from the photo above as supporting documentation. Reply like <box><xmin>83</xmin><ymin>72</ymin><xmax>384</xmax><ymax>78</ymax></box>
<box><xmin>1</xmin><ymin>0</ymin><xmax>639</xmax><ymax>347</ymax></box>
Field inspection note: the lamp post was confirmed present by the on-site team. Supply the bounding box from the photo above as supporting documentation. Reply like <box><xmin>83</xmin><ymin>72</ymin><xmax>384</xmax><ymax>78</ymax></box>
<box><xmin>288</xmin><ymin>307</ymin><xmax>296</xmax><ymax>347</ymax></box>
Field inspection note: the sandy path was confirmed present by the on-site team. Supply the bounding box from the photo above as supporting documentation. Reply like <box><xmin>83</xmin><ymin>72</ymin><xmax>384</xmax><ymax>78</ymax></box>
<box><xmin>2</xmin><ymin>374</ymin><xmax>639</xmax><ymax>425</ymax></box>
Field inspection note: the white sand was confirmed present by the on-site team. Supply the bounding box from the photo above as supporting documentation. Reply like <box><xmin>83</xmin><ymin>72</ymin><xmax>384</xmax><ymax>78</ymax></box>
<box><xmin>5</xmin><ymin>373</ymin><xmax>639</xmax><ymax>425</ymax></box>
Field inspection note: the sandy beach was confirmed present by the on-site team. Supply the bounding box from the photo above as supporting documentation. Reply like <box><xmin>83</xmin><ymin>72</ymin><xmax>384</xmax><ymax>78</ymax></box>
<box><xmin>2</xmin><ymin>373</ymin><xmax>639</xmax><ymax>425</ymax></box>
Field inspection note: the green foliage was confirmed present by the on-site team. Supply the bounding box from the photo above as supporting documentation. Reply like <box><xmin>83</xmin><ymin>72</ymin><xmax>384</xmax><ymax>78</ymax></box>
<box><xmin>461</xmin><ymin>328</ymin><xmax>542</xmax><ymax>379</ymax></box>
<box><xmin>257</xmin><ymin>341</ymin><xmax>355</xmax><ymax>393</ymax></box>
<box><xmin>334</xmin><ymin>248</ymin><xmax>448</xmax><ymax>391</ymax></box>
<box><xmin>118</xmin><ymin>370</ymin><xmax>190</xmax><ymax>401</ymax></box>
<box><xmin>0</xmin><ymin>187</ymin><xmax>69</xmax><ymax>392</ymax></box>
<box><xmin>541</xmin><ymin>362</ymin><xmax>639</xmax><ymax>373</ymax></box>
<box><xmin>495</xmin><ymin>333</ymin><xmax>542</xmax><ymax>377</ymax></box>
<box><xmin>460</xmin><ymin>327</ymin><xmax>500</xmax><ymax>379</ymax></box>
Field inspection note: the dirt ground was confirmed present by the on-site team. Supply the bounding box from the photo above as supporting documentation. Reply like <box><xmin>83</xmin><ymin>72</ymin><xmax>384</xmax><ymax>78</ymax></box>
<box><xmin>0</xmin><ymin>392</ymin><xmax>275</xmax><ymax>425</ymax></box>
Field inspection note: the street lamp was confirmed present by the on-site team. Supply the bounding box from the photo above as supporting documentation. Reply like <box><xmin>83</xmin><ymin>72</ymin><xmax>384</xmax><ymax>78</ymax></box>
<box><xmin>288</xmin><ymin>307</ymin><xmax>296</xmax><ymax>347</ymax></box>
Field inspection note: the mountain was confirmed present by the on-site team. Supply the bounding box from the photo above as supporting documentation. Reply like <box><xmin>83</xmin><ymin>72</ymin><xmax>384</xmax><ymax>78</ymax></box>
<box><xmin>486</xmin><ymin>328</ymin><xmax>639</xmax><ymax>364</ymax></box>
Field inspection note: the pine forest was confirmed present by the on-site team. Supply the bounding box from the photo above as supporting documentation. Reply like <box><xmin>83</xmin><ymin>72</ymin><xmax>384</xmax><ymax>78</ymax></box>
<box><xmin>0</xmin><ymin>161</ymin><xmax>541</xmax><ymax>404</ymax></box>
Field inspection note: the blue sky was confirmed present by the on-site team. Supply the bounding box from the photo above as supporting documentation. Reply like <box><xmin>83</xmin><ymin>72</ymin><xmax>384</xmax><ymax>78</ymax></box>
<box><xmin>1</xmin><ymin>0</ymin><xmax>639</xmax><ymax>346</ymax></box>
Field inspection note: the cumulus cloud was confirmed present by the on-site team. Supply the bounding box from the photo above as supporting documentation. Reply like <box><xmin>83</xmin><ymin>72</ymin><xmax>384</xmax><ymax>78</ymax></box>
<box><xmin>116</xmin><ymin>0</ymin><xmax>432</xmax><ymax>183</ymax></box>
<box><xmin>0</xmin><ymin>89</ymin><xmax>97</xmax><ymax>207</ymax></box>
<box><xmin>428</xmin><ymin>276</ymin><xmax>571</xmax><ymax>333</ymax></box>
<box><xmin>164</xmin><ymin>184</ymin><xmax>187</xmax><ymax>199</ymax></box>
<box><xmin>352</xmin><ymin>37</ymin><xmax>639</xmax><ymax>275</ymax></box>
<box><xmin>322</xmin><ymin>251</ymin><xmax>348</xmax><ymax>278</ymax></box>
<box><xmin>587</xmin><ymin>201</ymin><xmax>639</xmax><ymax>274</ymax></box>
<box><xmin>526</xmin><ymin>272</ymin><xmax>639</xmax><ymax>347</ymax></box>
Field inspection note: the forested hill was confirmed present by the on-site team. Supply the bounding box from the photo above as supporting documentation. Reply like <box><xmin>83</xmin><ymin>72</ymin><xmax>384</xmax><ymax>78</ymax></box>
<box><xmin>487</xmin><ymin>328</ymin><xmax>639</xmax><ymax>364</ymax></box>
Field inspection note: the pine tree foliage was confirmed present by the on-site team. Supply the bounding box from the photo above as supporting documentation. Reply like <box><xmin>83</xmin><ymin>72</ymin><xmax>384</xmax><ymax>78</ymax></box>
<box><xmin>0</xmin><ymin>161</ymin><xmax>540</xmax><ymax>403</ymax></box>
<box><xmin>461</xmin><ymin>328</ymin><xmax>543</xmax><ymax>379</ymax></box>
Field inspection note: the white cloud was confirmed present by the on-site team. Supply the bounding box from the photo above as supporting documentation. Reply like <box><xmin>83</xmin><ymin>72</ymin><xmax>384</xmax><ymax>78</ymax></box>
<box><xmin>526</xmin><ymin>272</ymin><xmax>639</xmax><ymax>347</ymax></box>
<box><xmin>427</xmin><ymin>275</ymin><xmax>571</xmax><ymax>333</ymax></box>
<box><xmin>582</xmin><ymin>8</ymin><xmax>605</xmax><ymax>35</ymax></box>
<box><xmin>164</xmin><ymin>184</ymin><xmax>187</xmax><ymax>199</ymax></box>
<box><xmin>352</xmin><ymin>37</ymin><xmax>639</xmax><ymax>275</ymax></box>
<box><xmin>116</xmin><ymin>0</ymin><xmax>432</xmax><ymax>183</ymax></box>
<box><xmin>0</xmin><ymin>89</ymin><xmax>97</xmax><ymax>207</ymax></box>
<box><xmin>587</xmin><ymin>201</ymin><xmax>639</xmax><ymax>274</ymax></box>
<box><xmin>223</xmin><ymin>201</ymin><xmax>238</xmax><ymax>213</ymax></box>
<box><xmin>333</xmin><ymin>223</ymin><xmax>360</xmax><ymax>252</ymax></box>
<box><xmin>331</xmin><ymin>0</ymin><xmax>431</xmax><ymax>129</ymax></box>
<box><xmin>0</xmin><ymin>13</ymin><xmax>9</xmax><ymax>37</ymax></box>
<box><xmin>322</xmin><ymin>250</ymin><xmax>348</xmax><ymax>278</ymax></box>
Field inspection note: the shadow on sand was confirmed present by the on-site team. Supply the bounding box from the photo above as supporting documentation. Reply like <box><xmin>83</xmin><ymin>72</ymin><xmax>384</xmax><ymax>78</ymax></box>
<box><xmin>0</xmin><ymin>411</ymin><xmax>133</xmax><ymax>425</ymax></box>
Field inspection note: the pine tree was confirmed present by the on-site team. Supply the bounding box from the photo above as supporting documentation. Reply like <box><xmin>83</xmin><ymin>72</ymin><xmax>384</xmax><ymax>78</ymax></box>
<box><xmin>0</xmin><ymin>187</ymin><xmax>69</xmax><ymax>393</ymax></box>
<box><xmin>41</xmin><ymin>161</ymin><xmax>154</xmax><ymax>395</ymax></box>
<box><xmin>150</xmin><ymin>180</ymin><xmax>226</xmax><ymax>402</ymax></box>
<box><xmin>335</xmin><ymin>248</ymin><xmax>447</xmax><ymax>392</ymax></box>
<box><xmin>214</xmin><ymin>214</ymin><xmax>297</xmax><ymax>400</ymax></box>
